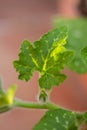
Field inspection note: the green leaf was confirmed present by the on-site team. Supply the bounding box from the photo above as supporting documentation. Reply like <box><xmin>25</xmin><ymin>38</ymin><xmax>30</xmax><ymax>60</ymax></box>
<box><xmin>13</xmin><ymin>26</ymin><xmax>74</xmax><ymax>89</ymax></box>
<box><xmin>39</xmin><ymin>73</ymin><xmax>66</xmax><ymax>89</ymax></box>
<box><xmin>33</xmin><ymin>108</ymin><xmax>78</xmax><ymax>130</ymax></box>
<box><xmin>83</xmin><ymin>112</ymin><xmax>87</xmax><ymax>125</ymax></box>
<box><xmin>13</xmin><ymin>40</ymin><xmax>37</xmax><ymax>81</ymax></box>
<box><xmin>39</xmin><ymin>51</ymin><xmax>73</xmax><ymax>89</ymax></box>
<box><xmin>54</xmin><ymin>18</ymin><xmax>87</xmax><ymax>73</ymax></box>
<box><xmin>81</xmin><ymin>46</ymin><xmax>87</xmax><ymax>63</ymax></box>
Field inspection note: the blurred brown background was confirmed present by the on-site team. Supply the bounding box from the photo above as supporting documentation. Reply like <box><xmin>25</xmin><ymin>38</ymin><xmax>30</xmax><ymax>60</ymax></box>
<box><xmin>0</xmin><ymin>0</ymin><xmax>87</xmax><ymax>129</ymax></box>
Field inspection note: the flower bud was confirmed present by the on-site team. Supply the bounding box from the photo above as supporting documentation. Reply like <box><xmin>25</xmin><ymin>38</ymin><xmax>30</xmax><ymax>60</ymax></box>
<box><xmin>38</xmin><ymin>89</ymin><xmax>49</xmax><ymax>103</ymax></box>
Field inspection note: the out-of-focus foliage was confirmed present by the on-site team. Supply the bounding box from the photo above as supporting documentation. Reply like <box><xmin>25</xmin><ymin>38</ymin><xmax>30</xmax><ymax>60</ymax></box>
<box><xmin>54</xmin><ymin>18</ymin><xmax>87</xmax><ymax>73</ymax></box>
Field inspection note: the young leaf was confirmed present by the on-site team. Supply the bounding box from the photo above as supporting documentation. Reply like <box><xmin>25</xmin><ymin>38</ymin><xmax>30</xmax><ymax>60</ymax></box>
<box><xmin>0</xmin><ymin>83</ymin><xmax>17</xmax><ymax>113</ymax></box>
<box><xmin>33</xmin><ymin>108</ymin><xmax>78</xmax><ymax>130</ymax></box>
<box><xmin>54</xmin><ymin>18</ymin><xmax>87</xmax><ymax>73</ymax></box>
<box><xmin>13</xmin><ymin>26</ymin><xmax>73</xmax><ymax>89</ymax></box>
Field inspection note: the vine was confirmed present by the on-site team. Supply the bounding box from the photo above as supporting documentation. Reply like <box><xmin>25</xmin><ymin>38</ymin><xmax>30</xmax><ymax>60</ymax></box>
<box><xmin>0</xmin><ymin>18</ymin><xmax>87</xmax><ymax>130</ymax></box>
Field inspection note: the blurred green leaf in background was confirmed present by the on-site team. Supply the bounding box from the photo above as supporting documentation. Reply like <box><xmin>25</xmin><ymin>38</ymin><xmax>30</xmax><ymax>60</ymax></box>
<box><xmin>54</xmin><ymin>18</ymin><xmax>87</xmax><ymax>73</ymax></box>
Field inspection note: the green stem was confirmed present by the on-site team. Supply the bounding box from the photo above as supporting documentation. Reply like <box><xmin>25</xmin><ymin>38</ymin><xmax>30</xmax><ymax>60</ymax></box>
<box><xmin>14</xmin><ymin>99</ymin><xmax>58</xmax><ymax>110</ymax></box>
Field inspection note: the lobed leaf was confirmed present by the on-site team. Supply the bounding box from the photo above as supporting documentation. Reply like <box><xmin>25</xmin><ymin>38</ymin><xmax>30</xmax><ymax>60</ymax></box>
<box><xmin>33</xmin><ymin>108</ymin><xmax>78</xmax><ymax>130</ymax></box>
<box><xmin>13</xmin><ymin>26</ymin><xmax>74</xmax><ymax>89</ymax></box>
